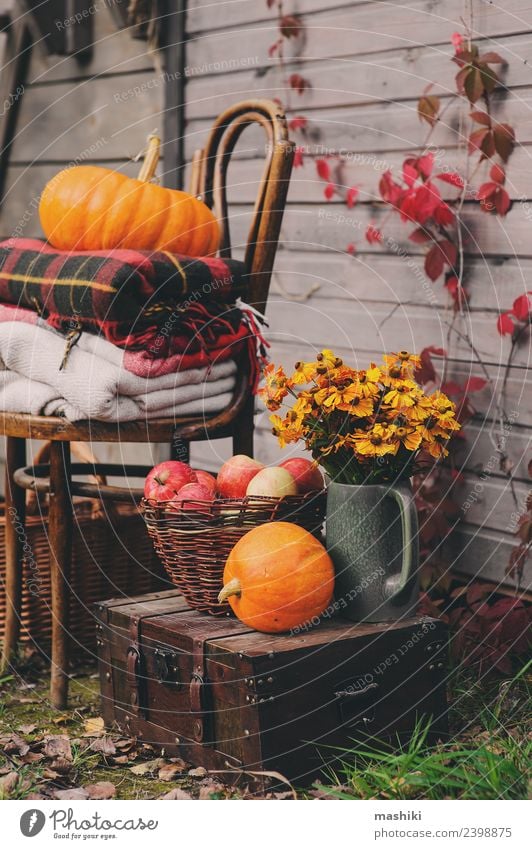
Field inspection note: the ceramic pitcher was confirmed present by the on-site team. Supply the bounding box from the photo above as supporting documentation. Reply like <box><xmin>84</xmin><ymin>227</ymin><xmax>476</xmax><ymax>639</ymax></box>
<box><xmin>326</xmin><ymin>481</ymin><xmax>419</xmax><ymax>622</ymax></box>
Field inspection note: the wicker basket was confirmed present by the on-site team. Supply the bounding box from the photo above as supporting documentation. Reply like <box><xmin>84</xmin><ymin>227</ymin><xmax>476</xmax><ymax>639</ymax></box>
<box><xmin>0</xmin><ymin>450</ymin><xmax>170</xmax><ymax>654</ymax></box>
<box><xmin>141</xmin><ymin>490</ymin><xmax>326</xmax><ymax>616</ymax></box>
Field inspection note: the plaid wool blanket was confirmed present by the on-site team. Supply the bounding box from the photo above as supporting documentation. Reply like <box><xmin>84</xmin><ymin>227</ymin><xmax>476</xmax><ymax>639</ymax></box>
<box><xmin>0</xmin><ymin>238</ymin><xmax>248</xmax><ymax>345</ymax></box>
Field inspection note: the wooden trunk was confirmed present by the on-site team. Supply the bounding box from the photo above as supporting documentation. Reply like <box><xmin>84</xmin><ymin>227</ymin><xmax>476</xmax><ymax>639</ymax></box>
<box><xmin>95</xmin><ymin>590</ymin><xmax>448</xmax><ymax>785</ymax></box>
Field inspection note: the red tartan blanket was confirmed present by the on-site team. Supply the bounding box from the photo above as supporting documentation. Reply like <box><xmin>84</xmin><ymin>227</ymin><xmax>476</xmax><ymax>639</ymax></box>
<box><xmin>0</xmin><ymin>238</ymin><xmax>248</xmax><ymax>345</ymax></box>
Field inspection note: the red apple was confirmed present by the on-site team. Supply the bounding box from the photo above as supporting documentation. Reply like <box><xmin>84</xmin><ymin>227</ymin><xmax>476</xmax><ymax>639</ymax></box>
<box><xmin>279</xmin><ymin>457</ymin><xmax>325</xmax><ymax>494</ymax></box>
<box><xmin>216</xmin><ymin>455</ymin><xmax>264</xmax><ymax>498</ymax></box>
<box><xmin>144</xmin><ymin>460</ymin><xmax>196</xmax><ymax>501</ymax></box>
<box><xmin>193</xmin><ymin>469</ymin><xmax>217</xmax><ymax>495</ymax></box>
<box><xmin>167</xmin><ymin>482</ymin><xmax>214</xmax><ymax>512</ymax></box>
<box><xmin>246</xmin><ymin>466</ymin><xmax>297</xmax><ymax>498</ymax></box>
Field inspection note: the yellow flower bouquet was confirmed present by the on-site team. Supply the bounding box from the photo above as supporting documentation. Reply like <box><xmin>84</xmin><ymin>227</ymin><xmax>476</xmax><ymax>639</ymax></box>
<box><xmin>259</xmin><ymin>350</ymin><xmax>460</xmax><ymax>485</ymax></box>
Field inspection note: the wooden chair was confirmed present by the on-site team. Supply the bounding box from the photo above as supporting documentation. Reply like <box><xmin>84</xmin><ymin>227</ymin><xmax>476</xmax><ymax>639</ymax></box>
<box><xmin>0</xmin><ymin>99</ymin><xmax>294</xmax><ymax>708</ymax></box>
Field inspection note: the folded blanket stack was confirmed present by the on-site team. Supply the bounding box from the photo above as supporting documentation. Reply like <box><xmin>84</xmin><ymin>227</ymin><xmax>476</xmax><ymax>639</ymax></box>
<box><xmin>0</xmin><ymin>239</ymin><xmax>268</xmax><ymax>422</ymax></box>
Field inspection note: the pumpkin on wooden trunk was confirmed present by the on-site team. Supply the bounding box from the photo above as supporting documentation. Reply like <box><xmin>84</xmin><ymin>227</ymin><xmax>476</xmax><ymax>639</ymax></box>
<box><xmin>39</xmin><ymin>134</ymin><xmax>220</xmax><ymax>256</ymax></box>
<box><xmin>218</xmin><ymin>521</ymin><xmax>335</xmax><ymax>633</ymax></box>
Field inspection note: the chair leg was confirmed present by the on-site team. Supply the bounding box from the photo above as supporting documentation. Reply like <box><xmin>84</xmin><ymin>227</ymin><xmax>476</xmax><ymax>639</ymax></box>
<box><xmin>232</xmin><ymin>394</ymin><xmax>255</xmax><ymax>457</ymax></box>
<box><xmin>1</xmin><ymin>436</ymin><xmax>26</xmax><ymax>673</ymax></box>
<box><xmin>48</xmin><ymin>441</ymin><xmax>72</xmax><ymax>709</ymax></box>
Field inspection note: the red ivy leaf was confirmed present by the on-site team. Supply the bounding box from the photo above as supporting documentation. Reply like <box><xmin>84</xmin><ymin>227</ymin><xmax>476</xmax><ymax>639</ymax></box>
<box><xmin>470</xmin><ymin>110</ymin><xmax>491</xmax><ymax>125</ymax></box>
<box><xmin>403</xmin><ymin>162</ymin><xmax>418</xmax><ymax>186</ymax></box>
<box><xmin>409</xmin><ymin>227</ymin><xmax>432</xmax><ymax>243</ymax></box>
<box><xmin>441</xmin><ymin>380</ymin><xmax>463</xmax><ymax>396</ymax></box>
<box><xmin>416</xmin><ymin>153</ymin><xmax>435</xmax><ymax>180</ymax></box>
<box><xmin>424</xmin><ymin>243</ymin><xmax>445</xmax><ymax>281</ymax></box>
<box><xmin>490</xmin><ymin>163</ymin><xmax>505</xmax><ymax>184</ymax></box>
<box><xmin>324</xmin><ymin>182</ymin><xmax>335</xmax><ymax>200</ymax></box>
<box><xmin>494</xmin><ymin>186</ymin><xmax>511</xmax><ymax>215</ymax></box>
<box><xmin>346</xmin><ymin>242</ymin><xmax>356</xmax><ymax>255</ymax></box>
<box><xmin>433</xmin><ymin>202</ymin><xmax>455</xmax><ymax>226</ymax></box>
<box><xmin>440</xmin><ymin>239</ymin><xmax>458</xmax><ymax>267</ymax></box>
<box><xmin>468</xmin><ymin>127</ymin><xmax>489</xmax><ymax>154</ymax></box>
<box><xmin>463</xmin><ymin>376</ymin><xmax>488</xmax><ymax>393</ymax></box>
<box><xmin>293</xmin><ymin>146</ymin><xmax>304</xmax><ymax>168</ymax></box>
<box><xmin>416</xmin><ymin>346</ymin><xmax>446</xmax><ymax>384</ymax></box>
<box><xmin>493</xmin><ymin>123</ymin><xmax>515</xmax><ymax>162</ymax></box>
<box><xmin>435</xmin><ymin>171</ymin><xmax>464</xmax><ymax>188</ymax></box>
<box><xmin>464</xmin><ymin>67</ymin><xmax>484</xmax><ymax>103</ymax></box>
<box><xmin>316</xmin><ymin>158</ymin><xmax>330</xmax><ymax>181</ymax></box>
<box><xmin>289</xmin><ymin>73</ymin><xmax>308</xmax><ymax>94</ymax></box>
<box><xmin>477</xmin><ymin>181</ymin><xmax>497</xmax><ymax>201</ymax></box>
<box><xmin>365</xmin><ymin>223</ymin><xmax>383</xmax><ymax>244</ymax></box>
<box><xmin>451</xmin><ymin>32</ymin><xmax>464</xmax><ymax>52</ymax></box>
<box><xmin>346</xmin><ymin>186</ymin><xmax>359</xmax><ymax>208</ymax></box>
<box><xmin>280</xmin><ymin>14</ymin><xmax>302</xmax><ymax>38</ymax></box>
<box><xmin>497</xmin><ymin>312</ymin><xmax>515</xmax><ymax>335</ymax></box>
<box><xmin>479</xmin><ymin>51</ymin><xmax>505</xmax><ymax>64</ymax></box>
<box><xmin>288</xmin><ymin>115</ymin><xmax>307</xmax><ymax>132</ymax></box>
<box><xmin>512</xmin><ymin>292</ymin><xmax>532</xmax><ymax>321</ymax></box>
<box><xmin>268</xmin><ymin>41</ymin><xmax>280</xmax><ymax>58</ymax></box>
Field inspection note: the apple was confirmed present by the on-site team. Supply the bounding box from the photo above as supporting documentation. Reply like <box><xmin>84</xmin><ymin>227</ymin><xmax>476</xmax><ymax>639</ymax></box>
<box><xmin>193</xmin><ymin>469</ymin><xmax>217</xmax><ymax>495</ymax></box>
<box><xmin>279</xmin><ymin>457</ymin><xmax>325</xmax><ymax>494</ymax></box>
<box><xmin>216</xmin><ymin>455</ymin><xmax>264</xmax><ymax>498</ymax></box>
<box><xmin>246</xmin><ymin>466</ymin><xmax>298</xmax><ymax>498</ymax></box>
<box><xmin>167</xmin><ymin>482</ymin><xmax>214</xmax><ymax>512</ymax></box>
<box><xmin>144</xmin><ymin>460</ymin><xmax>196</xmax><ymax>501</ymax></box>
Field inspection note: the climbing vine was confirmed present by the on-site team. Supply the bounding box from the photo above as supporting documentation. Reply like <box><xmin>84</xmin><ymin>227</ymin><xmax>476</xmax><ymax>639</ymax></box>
<box><xmin>265</xmin><ymin>1</ymin><xmax>531</xmax><ymax>593</ymax></box>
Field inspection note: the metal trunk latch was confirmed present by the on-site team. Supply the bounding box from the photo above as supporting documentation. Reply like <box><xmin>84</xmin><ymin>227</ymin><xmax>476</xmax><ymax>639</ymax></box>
<box><xmin>154</xmin><ymin>648</ymin><xmax>181</xmax><ymax>687</ymax></box>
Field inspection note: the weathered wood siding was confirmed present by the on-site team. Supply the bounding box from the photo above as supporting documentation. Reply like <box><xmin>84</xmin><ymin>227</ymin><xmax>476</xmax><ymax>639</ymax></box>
<box><xmin>185</xmin><ymin>0</ymin><xmax>532</xmax><ymax>588</ymax></box>
<box><xmin>0</xmin><ymin>5</ymin><xmax>166</xmax><ymax>471</ymax></box>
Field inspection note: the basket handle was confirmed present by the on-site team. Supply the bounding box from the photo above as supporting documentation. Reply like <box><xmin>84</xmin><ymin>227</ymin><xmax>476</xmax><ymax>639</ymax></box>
<box><xmin>26</xmin><ymin>441</ymin><xmax>114</xmax><ymax>520</ymax></box>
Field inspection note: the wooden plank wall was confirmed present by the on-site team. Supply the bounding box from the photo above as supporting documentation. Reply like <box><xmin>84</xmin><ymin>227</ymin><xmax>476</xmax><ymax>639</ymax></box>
<box><xmin>0</xmin><ymin>4</ymin><xmax>166</xmax><ymax>472</ymax></box>
<box><xmin>185</xmin><ymin>0</ymin><xmax>532</xmax><ymax>588</ymax></box>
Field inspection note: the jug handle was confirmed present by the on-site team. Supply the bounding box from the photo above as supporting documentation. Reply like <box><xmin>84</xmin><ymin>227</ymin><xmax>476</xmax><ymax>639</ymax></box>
<box><xmin>386</xmin><ymin>483</ymin><xmax>419</xmax><ymax>601</ymax></box>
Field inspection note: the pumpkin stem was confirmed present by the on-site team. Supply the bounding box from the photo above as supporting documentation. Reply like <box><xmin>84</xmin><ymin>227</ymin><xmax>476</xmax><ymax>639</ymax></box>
<box><xmin>137</xmin><ymin>133</ymin><xmax>161</xmax><ymax>182</ymax></box>
<box><xmin>217</xmin><ymin>577</ymin><xmax>242</xmax><ymax>604</ymax></box>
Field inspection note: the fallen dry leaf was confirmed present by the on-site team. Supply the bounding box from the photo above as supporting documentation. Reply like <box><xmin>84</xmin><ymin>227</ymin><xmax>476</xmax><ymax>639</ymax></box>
<box><xmin>85</xmin><ymin>782</ymin><xmax>116</xmax><ymax>800</ymax></box>
<box><xmin>47</xmin><ymin>757</ymin><xmax>73</xmax><ymax>776</ymax></box>
<box><xmin>4</xmin><ymin>735</ymin><xmax>30</xmax><ymax>757</ymax></box>
<box><xmin>169</xmin><ymin>758</ymin><xmax>188</xmax><ymax>770</ymax></box>
<box><xmin>54</xmin><ymin>788</ymin><xmax>90</xmax><ymax>800</ymax></box>
<box><xmin>83</xmin><ymin>717</ymin><xmax>105</xmax><ymax>737</ymax></box>
<box><xmin>42</xmin><ymin>735</ymin><xmax>72</xmax><ymax>762</ymax></box>
<box><xmin>89</xmin><ymin>736</ymin><xmax>116</xmax><ymax>756</ymax></box>
<box><xmin>158</xmin><ymin>763</ymin><xmax>187</xmax><ymax>782</ymax></box>
<box><xmin>199</xmin><ymin>783</ymin><xmax>225</xmax><ymax>800</ymax></box>
<box><xmin>42</xmin><ymin>768</ymin><xmax>61</xmax><ymax>780</ymax></box>
<box><xmin>0</xmin><ymin>772</ymin><xmax>19</xmax><ymax>795</ymax></box>
<box><xmin>20</xmin><ymin>752</ymin><xmax>44</xmax><ymax>765</ymax></box>
<box><xmin>115</xmin><ymin>738</ymin><xmax>136</xmax><ymax>751</ymax></box>
<box><xmin>161</xmin><ymin>788</ymin><xmax>192</xmax><ymax>800</ymax></box>
<box><xmin>129</xmin><ymin>758</ymin><xmax>166</xmax><ymax>776</ymax></box>
<box><xmin>188</xmin><ymin>767</ymin><xmax>207</xmax><ymax>778</ymax></box>
<box><xmin>16</xmin><ymin>724</ymin><xmax>36</xmax><ymax>735</ymax></box>
<box><xmin>111</xmin><ymin>755</ymin><xmax>130</xmax><ymax>765</ymax></box>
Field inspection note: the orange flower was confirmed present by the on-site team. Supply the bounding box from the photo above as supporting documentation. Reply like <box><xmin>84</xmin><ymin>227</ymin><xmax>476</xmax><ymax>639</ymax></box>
<box><xmin>383</xmin><ymin>379</ymin><xmax>420</xmax><ymax>408</ymax></box>
<box><xmin>351</xmin><ymin>424</ymin><xmax>397</xmax><ymax>457</ymax></box>
<box><xmin>383</xmin><ymin>351</ymin><xmax>421</xmax><ymax>373</ymax></box>
<box><xmin>390</xmin><ymin>424</ymin><xmax>422</xmax><ymax>451</ymax></box>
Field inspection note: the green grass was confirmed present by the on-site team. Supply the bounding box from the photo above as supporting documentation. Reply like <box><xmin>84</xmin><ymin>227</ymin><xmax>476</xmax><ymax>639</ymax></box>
<box><xmin>313</xmin><ymin>661</ymin><xmax>532</xmax><ymax>800</ymax></box>
<box><xmin>1</xmin><ymin>655</ymin><xmax>530</xmax><ymax>800</ymax></box>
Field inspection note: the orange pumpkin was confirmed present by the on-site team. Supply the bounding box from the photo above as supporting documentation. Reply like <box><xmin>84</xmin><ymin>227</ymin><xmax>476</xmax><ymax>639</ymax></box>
<box><xmin>218</xmin><ymin>521</ymin><xmax>335</xmax><ymax>633</ymax></box>
<box><xmin>39</xmin><ymin>135</ymin><xmax>220</xmax><ymax>256</ymax></box>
